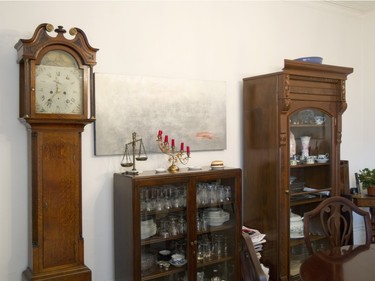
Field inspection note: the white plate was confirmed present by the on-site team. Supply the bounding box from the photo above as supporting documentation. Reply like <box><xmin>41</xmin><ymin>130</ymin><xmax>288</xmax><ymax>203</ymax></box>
<box><xmin>211</xmin><ymin>166</ymin><xmax>225</xmax><ymax>170</ymax></box>
<box><xmin>188</xmin><ymin>166</ymin><xmax>202</xmax><ymax>170</ymax></box>
<box><xmin>207</xmin><ymin>221</ymin><xmax>225</xmax><ymax>226</ymax></box>
<box><xmin>290</xmin><ymin>233</ymin><xmax>304</xmax><ymax>239</ymax></box>
<box><xmin>316</xmin><ymin>159</ymin><xmax>329</xmax><ymax>163</ymax></box>
<box><xmin>155</xmin><ymin>168</ymin><xmax>167</xmax><ymax>173</ymax></box>
<box><xmin>169</xmin><ymin>259</ymin><xmax>187</xmax><ymax>267</ymax></box>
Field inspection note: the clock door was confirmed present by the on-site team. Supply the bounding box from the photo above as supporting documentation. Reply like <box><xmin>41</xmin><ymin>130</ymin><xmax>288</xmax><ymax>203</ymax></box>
<box><xmin>26</xmin><ymin>125</ymin><xmax>91</xmax><ymax>281</ymax></box>
<box><xmin>40</xmin><ymin>131</ymin><xmax>81</xmax><ymax>269</ymax></box>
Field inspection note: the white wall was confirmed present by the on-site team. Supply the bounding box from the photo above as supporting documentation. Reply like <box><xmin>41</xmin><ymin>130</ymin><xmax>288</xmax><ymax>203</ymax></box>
<box><xmin>0</xmin><ymin>1</ymin><xmax>371</xmax><ymax>281</ymax></box>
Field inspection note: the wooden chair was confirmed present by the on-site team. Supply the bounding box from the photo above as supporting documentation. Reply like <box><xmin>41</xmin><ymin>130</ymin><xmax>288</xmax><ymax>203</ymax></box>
<box><xmin>240</xmin><ymin>232</ymin><xmax>267</xmax><ymax>281</ymax></box>
<box><xmin>303</xmin><ymin>196</ymin><xmax>372</xmax><ymax>254</ymax></box>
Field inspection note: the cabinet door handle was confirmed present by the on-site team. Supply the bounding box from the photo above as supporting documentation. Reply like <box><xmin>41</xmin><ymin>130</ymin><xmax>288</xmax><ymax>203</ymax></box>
<box><xmin>190</xmin><ymin>240</ymin><xmax>197</xmax><ymax>246</ymax></box>
<box><xmin>285</xmin><ymin>190</ymin><xmax>290</xmax><ymax>194</ymax></box>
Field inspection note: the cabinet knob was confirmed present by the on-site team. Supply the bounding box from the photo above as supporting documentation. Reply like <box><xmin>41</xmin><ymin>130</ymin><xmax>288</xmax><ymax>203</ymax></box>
<box><xmin>285</xmin><ymin>190</ymin><xmax>290</xmax><ymax>194</ymax></box>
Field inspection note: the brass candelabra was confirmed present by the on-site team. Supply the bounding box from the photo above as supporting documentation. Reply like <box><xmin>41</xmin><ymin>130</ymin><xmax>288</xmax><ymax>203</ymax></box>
<box><xmin>156</xmin><ymin>130</ymin><xmax>190</xmax><ymax>173</ymax></box>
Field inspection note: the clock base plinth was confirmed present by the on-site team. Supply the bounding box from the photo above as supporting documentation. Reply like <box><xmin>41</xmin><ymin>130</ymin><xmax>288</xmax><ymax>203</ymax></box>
<box><xmin>22</xmin><ymin>265</ymin><xmax>91</xmax><ymax>281</ymax></box>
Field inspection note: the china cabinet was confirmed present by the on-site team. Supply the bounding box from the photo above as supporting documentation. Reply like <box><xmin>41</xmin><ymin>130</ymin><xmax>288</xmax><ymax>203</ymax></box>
<box><xmin>114</xmin><ymin>167</ymin><xmax>242</xmax><ymax>281</ymax></box>
<box><xmin>242</xmin><ymin>59</ymin><xmax>353</xmax><ymax>281</ymax></box>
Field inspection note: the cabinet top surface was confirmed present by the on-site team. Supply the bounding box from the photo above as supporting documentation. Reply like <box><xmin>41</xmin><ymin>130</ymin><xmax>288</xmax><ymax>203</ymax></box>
<box><xmin>115</xmin><ymin>166</ymin><xmax>241</xmax><ymax>179</ymax></box>
<box><xmin>243</xmin><ymin>59</ymin><xmax>353</xmax><ymax>81</ymax></box>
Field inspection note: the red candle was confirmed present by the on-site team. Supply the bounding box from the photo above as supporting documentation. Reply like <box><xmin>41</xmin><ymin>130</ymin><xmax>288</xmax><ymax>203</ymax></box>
<box><xmin>158</xmin><ymin>130</ymin><xmax>162</xmax><ymax>136</ymax></box>
<box><xmin>164</xmin><ymin>135</ymin><xmax>168</xmax><ymax>143</ymax></box>
<box><xmin>186</xmin><ymin>146</ymin><xmax>190</xmax><ymax>155</ymax></box>
<box><xmin>180</xmin><ymin>142</ymin><xmax>184</xmax><ymax>151</ymax></box>
<box><xmin>171</xmin><ymin>139</ymin><xmax>175</xmax><ymax>147</ymax></box>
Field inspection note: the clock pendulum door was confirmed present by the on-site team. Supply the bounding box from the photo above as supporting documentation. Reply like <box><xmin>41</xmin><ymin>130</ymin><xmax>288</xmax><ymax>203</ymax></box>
<box><xmin>22</xmin><ymin>125</ymin><xmax>91</xmax><ymax>281</ymax></box>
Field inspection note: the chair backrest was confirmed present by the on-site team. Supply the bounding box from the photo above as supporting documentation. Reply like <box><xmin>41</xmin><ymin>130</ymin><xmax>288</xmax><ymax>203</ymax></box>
<box><xmin>240</xmin><ymin>232</ymin><xmax>267</xmax><ymax>281</ymax></box>
<box><xmin>303</xmin><ymin>196</ymin><xmax>372</xmax><ymax>255</ymax></box>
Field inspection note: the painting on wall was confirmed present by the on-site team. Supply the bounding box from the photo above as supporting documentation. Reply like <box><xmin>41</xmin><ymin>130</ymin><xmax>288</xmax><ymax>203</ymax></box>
<box><xmin>94</xmin><ymin>73</ymin><xmax>227</xmax><ymax>155</ymax></box>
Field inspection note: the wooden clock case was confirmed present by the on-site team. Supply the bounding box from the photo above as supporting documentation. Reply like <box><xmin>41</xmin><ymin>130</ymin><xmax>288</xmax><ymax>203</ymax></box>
<box><xmin>15</xmin><ymin>23</ymin><xmax>98</xmax><ymax>281</ymax></box>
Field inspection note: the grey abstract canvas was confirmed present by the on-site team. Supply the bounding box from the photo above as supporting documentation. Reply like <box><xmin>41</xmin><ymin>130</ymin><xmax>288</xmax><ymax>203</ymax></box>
<box><xmin>94</xmin><ymin>73</ymin><xmax>226</xmax><ymax>155</ymax></box>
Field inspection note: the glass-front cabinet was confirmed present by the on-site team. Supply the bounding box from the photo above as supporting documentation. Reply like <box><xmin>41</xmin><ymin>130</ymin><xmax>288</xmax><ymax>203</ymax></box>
<box><xmin>243</xmin><ymin>59</ymin><xmax>353</xmax><ymax>281</ymax></box>
<box><xmin>114</xmin><ymin>167</ymin><xmax>242</xmax><ymax>281</ymax></box>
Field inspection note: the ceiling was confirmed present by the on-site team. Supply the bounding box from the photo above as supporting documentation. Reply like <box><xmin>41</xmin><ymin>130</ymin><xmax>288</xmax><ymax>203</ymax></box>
<box><xmin>326</xmin><ymin>1</ymin><xmax>375</xmax><ymax>13</ymax></box>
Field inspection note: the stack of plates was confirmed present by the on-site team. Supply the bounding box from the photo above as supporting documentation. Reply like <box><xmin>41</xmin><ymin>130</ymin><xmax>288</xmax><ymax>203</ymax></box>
<box><xmin>141</xmin><ymin>219</ymin><xmax>157</xmax><ymax>239</ymax></box>
<box><xmin>203</xmin><ymin>208</ymin><xmax>230</xmax><ymax>226</ymax></box>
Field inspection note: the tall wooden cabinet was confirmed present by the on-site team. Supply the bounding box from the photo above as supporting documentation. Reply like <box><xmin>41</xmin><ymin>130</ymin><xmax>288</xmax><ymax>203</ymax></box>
<box><xmin>242</xmin><ymin>60</ymin><xmax>353</xmax><ymax>281</ymax></box>
<box><xmin>114</xmin><ymin>167</ymin><xmax>242</xmax><ymax>281</ymax></box>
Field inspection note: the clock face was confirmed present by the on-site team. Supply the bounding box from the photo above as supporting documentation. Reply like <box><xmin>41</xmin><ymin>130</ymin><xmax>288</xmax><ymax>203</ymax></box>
<box><xmin>35</xmin><ymin>50</ymin><xmax>83</xmax><ymax>114</ymax></box>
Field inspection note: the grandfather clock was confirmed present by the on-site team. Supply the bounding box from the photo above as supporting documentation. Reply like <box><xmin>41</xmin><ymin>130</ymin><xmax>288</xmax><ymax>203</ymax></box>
<box><xmin>15</xmin><ymin>23</ymin><xmax>98</xmax><ymax>281</ymax></box>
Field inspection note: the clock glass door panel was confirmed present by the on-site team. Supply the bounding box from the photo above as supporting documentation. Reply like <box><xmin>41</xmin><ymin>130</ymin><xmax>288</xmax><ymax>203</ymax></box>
<box><xmin>289</xmin><ymin>108</ymin><xmax>333</xmax><ymax>279</ymax></box>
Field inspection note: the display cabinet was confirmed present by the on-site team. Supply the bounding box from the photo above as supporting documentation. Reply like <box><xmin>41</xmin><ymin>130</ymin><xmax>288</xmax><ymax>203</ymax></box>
<box><xmin>242</xmin><ymin>59</ymin><xmax>353</xmax><ymax>281</ymax></box>
<box><xmin>114</xmin><ymin>167</ymin><xmax>242</xmax><ymax>281</ymax></box>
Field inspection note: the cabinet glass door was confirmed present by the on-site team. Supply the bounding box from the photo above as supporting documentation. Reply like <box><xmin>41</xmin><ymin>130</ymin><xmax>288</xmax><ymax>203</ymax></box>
<box><xmin>139</xmin><ymin>183</ymin><xmax>188</xmax><ymax>281</ymax></box>
<box><xmin>288</xmin><ymin>109</ymin><xmax>332</xmax><ymax>279</ymax></box>
<box><xmin>195</xmin><ymin>177</ymin><xmax>237</xmax><ymax>281</ymax></box>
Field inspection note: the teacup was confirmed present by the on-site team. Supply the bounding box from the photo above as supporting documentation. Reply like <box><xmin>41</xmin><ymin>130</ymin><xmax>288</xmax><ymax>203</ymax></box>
<box><xmin>314</xmin><ymin>116</ymin><xmax>326</xmax><ymax>125</ymax></box>
<box><xmin>318</xmin><ymin>153</ymin><xmax>329</xmax><ymax>160</ymax></box>
<box><xmin>171</xmin><ymin>254</ymin><xmax>184</xmax><ymax>263</ymax></box>
<box><xmin>290</xmin><ymin>159</ymin><xmax>297</xmax><ymax>166</ymax></box>
<box><xmin>306</xmin><ymin>157</ymin><xmax>315</xmax><ymax>164</ymax></box>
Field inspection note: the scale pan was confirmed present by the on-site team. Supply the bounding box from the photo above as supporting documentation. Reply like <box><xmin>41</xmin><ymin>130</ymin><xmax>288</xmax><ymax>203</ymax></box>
<box><xmin>121</xmin><ymin>163</ymin><xmax>134</xmax><ymax>167</ymax></box>
<box><xmin>136</xmin><ymin>156</ymin><xmax>148</xmax><ymax>161</ymax></box>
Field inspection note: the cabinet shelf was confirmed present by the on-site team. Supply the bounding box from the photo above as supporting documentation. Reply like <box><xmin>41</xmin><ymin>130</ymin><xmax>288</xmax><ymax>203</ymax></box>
<box><xmin>197</xmin><ymin>201</ymin><xmax>234</xmax><ymax>209</ymax></box>
<box><xmin>197</xmin><ymin>256</ymin><xmax>234</xmax><ymax>268</ymax></box>
<box><xmin>141</xmin><ymin>234</ymin><xmax>186</xmax><ymax>246</ymax></box>
<box><xmin>290</xmin><ymin>196</ymin><xmax>326</xmax><ymax>206</ymax></box>
<box><xmin>141</xmin><ymin>207</ymin><xmax>186</xmax><ymax>217</ymax></box>
<box><xmin>142</xmin><ymin>266</ymin><xmax>186</xmax><ymax>281</ymax></box>
<box><xmin>198</xmin><ymin>221</ymin><xmax>235</xmax><ymax>235</ymax></box>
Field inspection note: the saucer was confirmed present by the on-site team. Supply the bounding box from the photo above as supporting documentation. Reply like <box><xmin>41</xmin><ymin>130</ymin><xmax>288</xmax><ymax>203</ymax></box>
<box><xmin>188</xmin><ymin>166</ymin><xmax>202</xmax><ymax>171</ymax></box>
<box><xmin>169</xmin><ymin>259</ymin><xmax>187</xmax><ymax>267</ymax></box>
<box><xmin>155</xmin><ymin>168</ymin><xmax>167</xmax><ymax>173</ymax></box>
<box><xmin>211</xmin><ymin>166</ymin><xmax>225</xmax><ymax>170</ymax></box>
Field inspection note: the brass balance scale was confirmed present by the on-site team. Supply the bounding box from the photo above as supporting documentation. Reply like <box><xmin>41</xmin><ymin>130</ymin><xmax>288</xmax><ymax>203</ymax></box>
<box><xmin>121</xmin><ymin>132</ymin><xmax>148</xmax><ymax>175</ymax></box>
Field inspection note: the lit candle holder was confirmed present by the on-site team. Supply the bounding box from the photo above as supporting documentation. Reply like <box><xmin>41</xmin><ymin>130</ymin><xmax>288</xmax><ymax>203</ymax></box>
<box><xmin>156</xmin><ymin>131</ymin><xmax>191</xmax><ymax>173</ymax></box>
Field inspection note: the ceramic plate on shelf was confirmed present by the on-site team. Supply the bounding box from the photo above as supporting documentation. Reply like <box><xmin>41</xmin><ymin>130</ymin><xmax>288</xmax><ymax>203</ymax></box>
<box><xmin>298</xmin><ymin>109</ymin><xmax>315</xmax><ymax>124</ymax></box>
